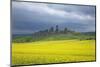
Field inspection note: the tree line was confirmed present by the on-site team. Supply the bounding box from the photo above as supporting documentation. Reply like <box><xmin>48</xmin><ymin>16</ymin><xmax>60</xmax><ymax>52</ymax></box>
<box><xmin>33</xmin><ymin>25</ymin><xmax>74</xmax><ymax>36</ymax></box>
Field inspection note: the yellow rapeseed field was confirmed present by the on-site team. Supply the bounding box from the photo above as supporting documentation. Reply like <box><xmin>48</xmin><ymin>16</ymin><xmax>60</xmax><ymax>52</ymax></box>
<box><xmin>12</xmin><ymin>40</ymin><xmax>95</xmax><ymax>66</ymax></box>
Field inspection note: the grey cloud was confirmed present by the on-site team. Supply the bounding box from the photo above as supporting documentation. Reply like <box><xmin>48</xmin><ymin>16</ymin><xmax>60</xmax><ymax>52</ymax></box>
<box><xmin>12</xmin><ymin>1</ymin><xmax>96</xmax><ymax>34</ymax></box>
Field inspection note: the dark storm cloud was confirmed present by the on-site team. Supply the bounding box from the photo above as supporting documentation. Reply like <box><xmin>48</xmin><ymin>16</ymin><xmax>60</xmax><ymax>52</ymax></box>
<box><xmin>12</xmin><ymin>1</ymin><xmax>95</xmax><ymax>34</ymax></box>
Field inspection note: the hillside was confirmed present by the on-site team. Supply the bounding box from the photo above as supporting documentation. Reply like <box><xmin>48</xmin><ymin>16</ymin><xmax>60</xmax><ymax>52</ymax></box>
<box><xmin>12</xmin><ymin>32</ymin><xmax>95</xmax><ymax>43</ymax></box>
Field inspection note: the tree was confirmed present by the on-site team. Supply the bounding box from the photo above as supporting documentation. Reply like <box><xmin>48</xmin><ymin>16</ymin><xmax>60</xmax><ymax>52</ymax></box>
<box><xmin>64</xmin><ymin>27</ymin><xmax>68</xmax><ymax>33</ymax></box>
<box><xmin>55</xmin><ymin>25</ymin><xmax>59</xmax><ymax>33</ymax></box>
<box><xmin>49</xmin><ymin>27</ymin><xmax>54</xmax><ymax>33</ymax></box>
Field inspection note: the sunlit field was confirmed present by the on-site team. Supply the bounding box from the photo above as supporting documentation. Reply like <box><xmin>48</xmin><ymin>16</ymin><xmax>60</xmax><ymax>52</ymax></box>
<box><xmin>12</xmin><ymin>40</ymin><xmax>95</xmax><ymax>66</ymax></box>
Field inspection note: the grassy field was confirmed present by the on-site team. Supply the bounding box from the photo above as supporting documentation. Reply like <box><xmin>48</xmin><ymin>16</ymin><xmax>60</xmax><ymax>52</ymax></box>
<box><xmin>13</xmin><ymin>33</ymin><xmax>95</xmax><ymax>43</ymax></box>
<box><xmin>12</xmin><ymin>40</ymin><xmax>95</xmax><ymax>66</ymax></box>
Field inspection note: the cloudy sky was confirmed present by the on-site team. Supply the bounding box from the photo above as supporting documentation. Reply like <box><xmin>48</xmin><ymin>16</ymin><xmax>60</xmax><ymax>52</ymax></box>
<box><xmin>12</xmin><ymin>1</ymin><xmax>96</xmax><ymax>34</ymax></box>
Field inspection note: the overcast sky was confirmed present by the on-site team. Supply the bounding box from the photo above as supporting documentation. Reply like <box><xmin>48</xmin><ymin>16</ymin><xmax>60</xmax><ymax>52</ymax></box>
<box><xmin>12</xmin><ymin>1</ymin><xmax>96</xmax><ymax>34</ymax></box>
